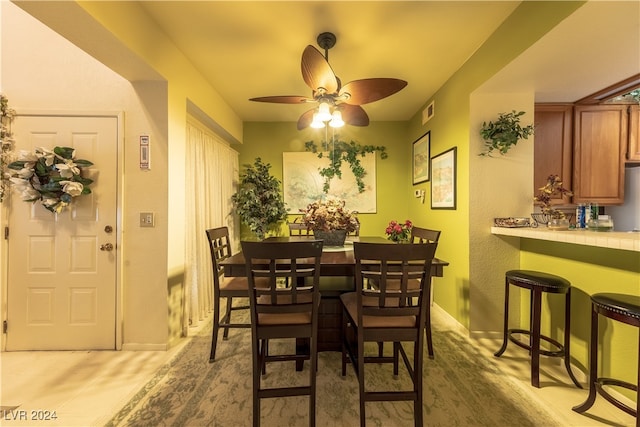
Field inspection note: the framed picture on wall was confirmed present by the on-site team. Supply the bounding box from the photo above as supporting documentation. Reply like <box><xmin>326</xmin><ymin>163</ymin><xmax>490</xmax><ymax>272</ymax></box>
<box><xmin>430</xmin><ymin>146</ymin><xmax>457</xmax><ymax>209</ymax></box>
<box><xmin>412</xmin><ymin>131</ymin><xmax>430</xmax><ymax>185</ymax></box>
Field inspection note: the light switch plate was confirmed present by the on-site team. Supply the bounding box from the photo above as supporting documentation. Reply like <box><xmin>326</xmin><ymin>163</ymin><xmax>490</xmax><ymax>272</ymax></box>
<box><xmin>140</xmin><ymin>212</ymin><xmax>155</xmax><ymax>227</ymax></box>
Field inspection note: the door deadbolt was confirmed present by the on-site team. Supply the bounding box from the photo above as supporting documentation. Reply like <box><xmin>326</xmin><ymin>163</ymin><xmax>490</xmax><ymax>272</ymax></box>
<box><xmin>104</xmin><ymin>225</ymin><xmax>113</xmax><ymax>233</ymax></box>
<box><xmin>100</xmin><ymin>243</ymin><xmax>114</xmax><ymax>252</ymax></box>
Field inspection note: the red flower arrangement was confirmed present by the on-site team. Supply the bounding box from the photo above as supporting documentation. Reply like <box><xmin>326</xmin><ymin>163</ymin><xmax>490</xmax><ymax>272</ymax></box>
<box><xmin>385</xmin><ymin>219</ymin><xmax>412</xmax><ymax>243</ymax></box>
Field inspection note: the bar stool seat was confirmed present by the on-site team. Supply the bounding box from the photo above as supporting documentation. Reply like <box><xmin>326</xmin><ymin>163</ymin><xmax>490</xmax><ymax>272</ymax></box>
<box><xmin>494</xmin><ymin>270</ymin><xmax>582</xmax><ymax>388</ymax></box>
<box><xmin>573</xmin><ymin>293</ymin><xmax>639</xmax><ymax>426</ymax></box>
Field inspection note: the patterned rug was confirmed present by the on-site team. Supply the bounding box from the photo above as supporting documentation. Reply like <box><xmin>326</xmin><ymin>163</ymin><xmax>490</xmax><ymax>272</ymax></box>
<box><xmin>106</xmin><ymin>310</ymin><xmax>560</xmax><ymax>427</ymax></box>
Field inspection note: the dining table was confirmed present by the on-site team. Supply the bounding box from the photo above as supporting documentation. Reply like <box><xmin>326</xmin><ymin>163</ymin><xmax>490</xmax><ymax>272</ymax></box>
<box><xmin>221</xmin><ymin>236</ymin><xmax>449</xmax><ymax>278</ymax></box>
<box><xmin>220</xmin><ymin>235</ymin><xmax>450</xmax><ymax>364</ymax></box>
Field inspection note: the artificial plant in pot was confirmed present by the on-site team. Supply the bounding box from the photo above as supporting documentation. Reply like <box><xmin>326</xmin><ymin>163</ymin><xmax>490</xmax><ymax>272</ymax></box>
<box><xmin>299</xmin><ymin>196</ymin><xmax>358</xmax><ymax>246</ymax></box>
<box><xmin>532</xmin><ymin>174</ymin><xmax>573</xmax><ymax>228</ymax></box>
<box><xmin>479</xmin><ymin>110</ymin><xmax>534</xmax><ymax>157</ymax></box>
<box><xmin>231</xmin><ymin>157</ymin><xmax>287</xmax><ymax>240</ymax></box>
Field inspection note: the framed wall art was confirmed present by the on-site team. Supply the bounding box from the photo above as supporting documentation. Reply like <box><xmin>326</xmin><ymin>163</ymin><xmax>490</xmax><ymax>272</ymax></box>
<box><xmin>412</xmin><ymin>131</ymin><xmax>430</xmax><ymax>185</ymax></box>
<box><xmin>430</xmin><ymin>146</ymin><xmax>457</xmax><ymax>209</ymax></box>
<box><xmin>282</xmin><ymin>152</ymin><xmax>377</xmax><ymax>213</ymax></box>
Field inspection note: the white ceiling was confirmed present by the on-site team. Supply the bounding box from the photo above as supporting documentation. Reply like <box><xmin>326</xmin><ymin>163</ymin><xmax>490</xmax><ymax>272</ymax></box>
<box><xmin>139</xmin><ymin>1</ymin><xmax>521</xmax><ymax>123</ymax></box>
<box><xmin>478</xmin><ymin>1</ymin><xmax>640</xmax><ymax>103</ymax></box>
<box><xmin>17</xmin><ymin>1</ymin><xmax>637</xmax><ymax>126</ymax></box>
<box><xmin>136</xmin><ymin>1</ymin><xmax>639</xmax><ymax>125</ymax></box>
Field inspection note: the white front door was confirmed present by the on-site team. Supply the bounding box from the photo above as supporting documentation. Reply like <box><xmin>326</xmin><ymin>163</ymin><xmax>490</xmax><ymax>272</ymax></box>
<box><xmin>6</xmin><ymin>114</ymin><xmax>118</xmax><ymax>350</ymax></box>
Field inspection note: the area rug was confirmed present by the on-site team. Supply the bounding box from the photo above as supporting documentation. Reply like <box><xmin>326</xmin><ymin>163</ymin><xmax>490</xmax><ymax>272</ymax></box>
<box><xmin>106</xmin><ymin>311</ymin><xmax>560</xmax><ymax>427</ymax></box>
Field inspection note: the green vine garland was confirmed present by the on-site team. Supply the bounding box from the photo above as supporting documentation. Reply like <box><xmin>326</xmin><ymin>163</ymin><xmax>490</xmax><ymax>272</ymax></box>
<box><xmin>304</xmin><ymin>137</ymin><xmax>387</xmax><ymax>193</ymax></box>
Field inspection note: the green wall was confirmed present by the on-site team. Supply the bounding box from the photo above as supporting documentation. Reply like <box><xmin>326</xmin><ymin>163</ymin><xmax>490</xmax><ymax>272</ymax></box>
<box><xmin>404</xmin><ymin>1</ymin><xmax>585</xmax><ymax>327</ymax></box>
<box><xmin>240</xmin><ymin>121</ymin><xmax>410</xmax><ymax>238</ymax></box>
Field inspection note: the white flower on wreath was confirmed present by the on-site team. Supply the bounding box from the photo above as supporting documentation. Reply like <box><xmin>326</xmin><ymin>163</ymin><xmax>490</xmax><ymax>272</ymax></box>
<box><xmin>10</xmin><ymin>177</ymin><xmax>40</xmax><ymax>201</ymax></box>
<box><xmin>60</xmin><ymin>180</ymin><xmax>84</xmax><ymax>197</ymax></box>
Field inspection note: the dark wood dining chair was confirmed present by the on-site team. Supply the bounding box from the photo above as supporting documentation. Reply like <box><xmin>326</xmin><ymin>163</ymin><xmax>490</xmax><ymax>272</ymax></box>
<box><xmin>410</xmin><ymin>226</ymin><xmax>441</xmax><ymax>357</ymax></box>
<box><xmin>206</xmin><ymin>226</ymin><xmax>261</xmax><ymax>362</ymax></box>
<box><xmin>410</xmin><ymin>226</ymin><xmax>441</xmax><ymax>244</ymax></box>
<box><xmin>372</xmin><ymin>226</ymin><xmax>442</xmax><ymax>358</ymax></box>
<box><xmin>341</xmin><ymin>241</ymin><xmax>438</xmax><ymax>427</ymax></box>
<box><xmin>241</xmin><ymin>239</ymin><xmax>324</xmax><ymax>427</ymax></box>
<box><xmin>288</xmin><ymin>217</ymin><xmax>312</xmax><ymax>236</ymax></box>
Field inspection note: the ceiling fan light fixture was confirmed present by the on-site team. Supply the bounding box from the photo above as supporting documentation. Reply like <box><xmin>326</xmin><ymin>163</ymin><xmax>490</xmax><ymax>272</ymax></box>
<box><xmin>329</xmin><ymin>110</ymin><xmax>344</xmax><ymax>128</ymax></box>
<box><xmin>316</xmin><ymin>101</ymin><xmax>332</xmax><ymax>122</ymax></box>
<box><xmin>249</xmin><ymin>32</ymin><xmax>407</xmax><ymax>130</ymax></box>
<box><xmin>310</xmin><ymin>112</ymin><xmax>325</xmax><ymax>128</ymax></box>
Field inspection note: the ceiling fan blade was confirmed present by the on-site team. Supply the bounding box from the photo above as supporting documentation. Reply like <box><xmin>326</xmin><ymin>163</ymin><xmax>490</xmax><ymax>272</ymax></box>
<box><xmin>340</xmin><ymin>104</ymin><xmax>369</xmax><ymax>127</ymax></box>
<box><xmin>339</xmin><ymin>78</ymin><xmax>408</xmax><ymax>105</ymax></box>
<box><xmin>297</xmin><ymin>109</ymin><xmax>316</xmax><ymax>130</ymax></box>
<box><xmin>249</xmin><ymin>95</ymin><xmax>312</xmax><ymax>104</ymax></box>
<box><xmin>301</xmin><ymin>45</ymin><xmax>338</xmax><ymax>94</ymax></box>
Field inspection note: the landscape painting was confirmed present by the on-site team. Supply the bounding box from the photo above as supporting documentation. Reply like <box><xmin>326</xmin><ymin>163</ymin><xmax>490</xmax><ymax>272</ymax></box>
<box><xmin>282</xmin><ymin>152</ymin><xmax>377</xmax><ymax>213</ymax></box>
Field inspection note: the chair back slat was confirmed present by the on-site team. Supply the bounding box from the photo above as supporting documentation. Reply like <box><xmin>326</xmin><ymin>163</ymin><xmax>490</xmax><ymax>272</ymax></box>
<box><xmin>205</xmin><ymin>227</ymin><xmax>234</xmax><ymax>287</ymax></box>
<box><xmin>410</xmin><ymin>226</ymin><xmax>441</xmax><ymax>244</ymax></box>
<box><xmin>241</xmin><ymin>240</ymin><xmax>323</xmax><ymax>319</ymax></box>
<box><xmin>354</xmin><ymin>242</ymin><xmax>437</xmax><ymax>322</ymax></box>
<box><xmin>287</xmin><ymin>217</ymin><xmax>312</xmax><ymax>236</ymax></box>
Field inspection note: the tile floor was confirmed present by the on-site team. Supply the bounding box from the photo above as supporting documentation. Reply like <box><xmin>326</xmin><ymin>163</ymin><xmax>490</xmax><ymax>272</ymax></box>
<box><xmin>0</xmin><ymin>306</ymin><xmax>636</xmax><ymax>426</ymax></box>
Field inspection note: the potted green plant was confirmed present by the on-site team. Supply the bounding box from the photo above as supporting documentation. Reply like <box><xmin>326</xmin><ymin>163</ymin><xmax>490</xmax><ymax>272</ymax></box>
<box><xmin>231</xmin><ymin>157</ymin><xmax>287</xmax><ymax>240</ymax></box>
<box><xmin>479</xmin><ymin>110</ymin><xmax>534</xmax><ymax>157</ymax></box>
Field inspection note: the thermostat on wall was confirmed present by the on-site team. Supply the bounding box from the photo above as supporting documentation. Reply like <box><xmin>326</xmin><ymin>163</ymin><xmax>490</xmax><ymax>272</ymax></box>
<box><xmin>140</xmin><ymin>135</ymin><xmax>151</xmax><ymax>170</ymax></box>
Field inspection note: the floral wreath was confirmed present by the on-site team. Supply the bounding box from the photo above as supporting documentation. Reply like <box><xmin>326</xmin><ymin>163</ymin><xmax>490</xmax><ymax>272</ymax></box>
<box><xmin>8</xmin><ymin>146</ymin><xmax>94</xmax><ymax>213</ymax></box>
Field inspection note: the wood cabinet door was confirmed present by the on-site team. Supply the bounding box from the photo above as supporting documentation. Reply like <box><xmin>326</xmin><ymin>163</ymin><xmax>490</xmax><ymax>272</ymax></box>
<box><xmin>573</xmin><ymin>105</ymin><xmax>627</xmax><ymax>204</ymax></box>
<box><xmin>628</xmin><ymin>105</ymin><xmax>640</xmax><ymax>162</ymax></box>
<box><xmin>534</xmin><ymin>104</ymin><xmax>573</xmax><ymax>204</ymax></box>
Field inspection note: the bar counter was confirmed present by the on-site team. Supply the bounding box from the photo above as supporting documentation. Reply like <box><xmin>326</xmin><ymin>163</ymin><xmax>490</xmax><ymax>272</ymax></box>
<box><xmin>491</xmin><ymin>227</ymin><xmax>640</xmax><ymax>252</ymax></box>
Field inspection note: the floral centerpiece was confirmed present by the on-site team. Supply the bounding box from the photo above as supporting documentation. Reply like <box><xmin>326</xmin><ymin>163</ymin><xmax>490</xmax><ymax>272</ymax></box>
<box><xmin>7</xmin><ymin>146</ymin><xmax>94</xmax><ymax>213</ymax></box>
<box><xmin>385</xmin><ymin>219</ymin><xmax>413</xmax><ymax>243</ymax></box>
<box><xmin>300</xmin><ymin>197</ymin><xmax>358</xmax><ymax>246</ymax></box>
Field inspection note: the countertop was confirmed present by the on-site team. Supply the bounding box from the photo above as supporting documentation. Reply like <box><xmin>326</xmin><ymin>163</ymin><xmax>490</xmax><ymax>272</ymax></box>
<box><xmin>491</xmin><ymin>226</ymin><xmax>640</xmax><ymax>252</ymax></box>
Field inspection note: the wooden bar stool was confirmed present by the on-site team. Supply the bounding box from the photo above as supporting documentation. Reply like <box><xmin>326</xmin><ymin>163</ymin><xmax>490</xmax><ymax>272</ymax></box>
<box><xmin>573</xmin><ymin>293</ymin><xmax>639</xmax><ymax>426</ymax></box>
<box><xmin>494</xmin><ymin>270</ymin><xmax>582</xmax><ymax>388</ymax></box>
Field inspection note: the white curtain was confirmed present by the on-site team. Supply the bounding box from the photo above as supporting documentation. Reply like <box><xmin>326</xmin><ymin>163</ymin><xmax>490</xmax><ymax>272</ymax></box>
<box><xmin>184</xmin><ymin>118</ymin><xmax>239</xmax><ymax>332</ymax></box>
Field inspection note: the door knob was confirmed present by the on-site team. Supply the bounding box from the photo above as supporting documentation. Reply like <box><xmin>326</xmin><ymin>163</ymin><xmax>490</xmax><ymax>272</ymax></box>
<box><xmin>100</xmin><ymin>243</ymin><xmax>114</xmax><ymax>252</ymax></box>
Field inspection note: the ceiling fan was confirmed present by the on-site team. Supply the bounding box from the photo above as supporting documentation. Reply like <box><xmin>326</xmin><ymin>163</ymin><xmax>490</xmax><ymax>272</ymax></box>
<box><xmin>249</xmin><ymin>32</ymin><xmax>408</xmax><ymax>130</ymax></box>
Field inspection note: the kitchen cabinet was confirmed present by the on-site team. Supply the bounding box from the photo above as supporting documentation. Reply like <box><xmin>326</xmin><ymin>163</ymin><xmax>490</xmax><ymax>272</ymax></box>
<box><xmin>628</xmin><ymin>104</ymin><xmax>640</xmax><ymax>162</ymax></box>
<box><xmin>534</xmin><ymin>104</ymin><xmax>573</xmax><ymax>205</ymax></box>
<box><xmin>573</xmin><ymin>105</ymin><xmax>627</xmax><ymax>204</ymax></box>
